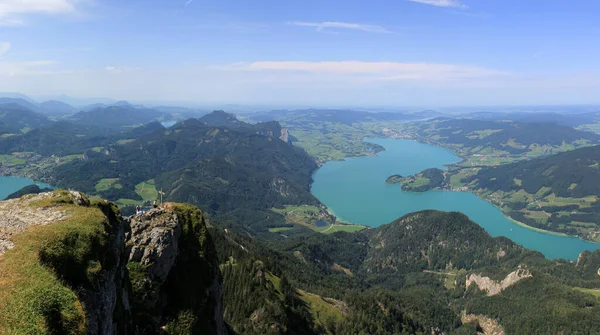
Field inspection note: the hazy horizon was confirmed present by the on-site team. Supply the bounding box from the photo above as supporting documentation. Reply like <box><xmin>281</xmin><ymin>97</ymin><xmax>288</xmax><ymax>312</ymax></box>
<box><xmin>4</xmin><ymin>91</ymin><xmax>600</xmax><ymax>113</ymax></box>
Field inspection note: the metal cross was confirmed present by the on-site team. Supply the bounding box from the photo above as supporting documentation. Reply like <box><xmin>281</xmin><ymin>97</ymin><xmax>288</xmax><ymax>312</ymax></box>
<box><xmin>158</xmin><ymin>188</ymin><xmax>166</xmax><ymax>204</ymax></box>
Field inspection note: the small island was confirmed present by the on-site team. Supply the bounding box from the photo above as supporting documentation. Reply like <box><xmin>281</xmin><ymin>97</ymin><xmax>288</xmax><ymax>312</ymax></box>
<box><xmin>385</xmin><ymin>174</ymin><xmax>404</xmax><ymax>184</ymax></box>
<box><xmin>4</xmin><ymin>184</ymin><xmax>54</xmax><ymax>200</ymax></box>
<box><xmin>387</xmin><ymin>168</ymin><xmax>446</xmax><ymax>192</ymax></box>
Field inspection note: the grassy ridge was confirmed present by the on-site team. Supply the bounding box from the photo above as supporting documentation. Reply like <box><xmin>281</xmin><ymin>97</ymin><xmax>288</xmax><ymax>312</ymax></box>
<box><xmin>0</xmin><ymin>192</ymin><xmax>114</xmax><ymax>334</ymax></box>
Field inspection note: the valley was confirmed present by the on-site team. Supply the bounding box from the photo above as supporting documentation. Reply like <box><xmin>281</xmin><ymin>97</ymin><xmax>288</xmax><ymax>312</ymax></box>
<box><xmin>258</xmin><ymin>109</ymin><xmax>600</xmax><ymax>247</ymax></box>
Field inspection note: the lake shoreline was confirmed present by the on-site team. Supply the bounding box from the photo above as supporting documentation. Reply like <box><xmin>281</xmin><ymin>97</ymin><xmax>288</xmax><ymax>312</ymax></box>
<box><xmin>0</xmin><ymin>176</ymin><xmax>56</xmax><ymax>200</ymax></box>
<box><xmin>379</xmin><ymin>137</ymin><xmax>592</xmax><ymax>242</ymax></box>
<box><xmin>316</xmin><ymin>137</ymin><xmax>585</xmax><ymax>241</ymax></box>
<box><xmin>311</xmin><ymin>137</ymin><xmax>600</xmax><ymax>260</ymax></box>
<box><xmin>505</xmin><ymin>215</ymin><xmax>571</xmax><ymax>238</ymax></box>
<box><xmin>401</xmin><ymin>184</ymin><xmax>580</xmax><ymax>241</ymax></box>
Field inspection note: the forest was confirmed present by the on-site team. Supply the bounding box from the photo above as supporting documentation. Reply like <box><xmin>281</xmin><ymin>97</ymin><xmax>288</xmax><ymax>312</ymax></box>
<box><xmin>208</xmin><ymin>210</ymin><xmax>600</xmax><ymax>334</ymax></box>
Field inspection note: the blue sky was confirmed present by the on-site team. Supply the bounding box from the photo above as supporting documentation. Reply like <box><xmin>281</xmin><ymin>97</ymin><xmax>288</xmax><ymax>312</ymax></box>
<box><xmin>0</xmin><ymin>0</ymin><xmax>599</xmax><ymax>107</ymax></box>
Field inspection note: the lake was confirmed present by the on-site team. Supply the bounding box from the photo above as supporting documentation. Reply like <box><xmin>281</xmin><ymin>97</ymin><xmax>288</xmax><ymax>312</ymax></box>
<box><xmin>311</xmin><ymin>138</ymin><xmax>600</xmax><ymax>260</ymax></box>
<box><xmin>0</xmin><ymin>176</ymin><xmax>54</xmax><ymax>200</ymax></box>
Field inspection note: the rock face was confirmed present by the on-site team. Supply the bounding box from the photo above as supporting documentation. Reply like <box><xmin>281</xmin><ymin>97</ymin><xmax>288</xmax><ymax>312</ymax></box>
<box><xmin>83</xmin><ymin>200</ymin><xmax>131</xmax><ymax>335</ymax></box>
<box><xmin>466</xmin><ymin>268</ymin><xmax>532</xmax><ymax>296</ymax></box>
<box><xmin>127</xmin><ymin>204</ymin><xmax>226</xmax><ymax>335</ymax></box>
<box><xmin>128</xmin><ymin>208</ymin><xmax>182</xmax><ymax>314</ymax></box>
<box><xmin>575</xmin><ymin>250</ymin><xmax>600</xmax><ymax>278</ymax></box>
<box><xmin>280</xmin><ymin>127</ymin><xmax>290</xmax><ymax>143</ymax></box>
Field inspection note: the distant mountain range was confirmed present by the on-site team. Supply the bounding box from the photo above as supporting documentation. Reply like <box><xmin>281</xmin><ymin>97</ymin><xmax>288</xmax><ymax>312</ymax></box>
<box><xmin>68</xmin><ymin>106</ymin><xmax>167</xmax><ymax>128</ymax></box>
<box><xmin>0</xmin><ymin>93</ymin><xmax>205</xmax><ymax>118</ymax></box>
<box><xmin>0</xmin><ymin>103</ymin><xmax>52</xmax><ymax>134</ymax></box>
<box><xmin>406</xmin><ymin>117</ymin><xmax>600</xmax><ymax>155</ymax></box>
<box><xmin>465</xmin><ymin>111</ymin><xmax>600</xmax><ymax>127</ymax></box>
<box><xmin>251</xmin><ymin>108</ymin><xmax>423</xmax><ymax>126</ymax></box>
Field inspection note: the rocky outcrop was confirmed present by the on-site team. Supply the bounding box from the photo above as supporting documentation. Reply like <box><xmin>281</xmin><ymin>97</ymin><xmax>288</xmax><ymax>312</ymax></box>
<box><xmin>127</xmin><ymin>204</ymin><xmax>226</xmax><ymax>335</ymax></box>
<box><xmin>575</xmin><ymin>250</ymin><xmax>600</xmax><ymax>278</ymax></box>
<box><xmin>466</xmin><ymin>268</ymin><xmax>532</xmax><ymax>296</ymax></box>
<box><xmin>270</xmin><ymin>177</ymin><xmax>293</xmax><ymax>198</ymax></box>
<box><xmin>0</xmin><ymin>192</ymin><xmax>71</xmax><ymax>254</ymax></box>
<box><xmin>128</xmin><ymin>208</ymin><xmax>182</xmax><ymax>315</ymax></box>
<box><xmin>280</xmin><ymin>127</ymin><xmax>290</xmax><ymax>143</ymax></box>
<box><xmin>332</xmin><ymin>263</ymin><xmax>353</xmax><ymax>277</ymax></box>
<box><xmin>462</xmin><ymin>312</ymin><xmax>505</xmax><ymax>335</ymax></box>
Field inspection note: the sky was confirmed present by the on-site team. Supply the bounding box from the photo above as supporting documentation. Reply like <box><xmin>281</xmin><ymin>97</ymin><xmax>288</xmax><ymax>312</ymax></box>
<box><xmin>0</xmin><ymin>0</ymin><xmax>600</xmax><ymax>107</ymax></box>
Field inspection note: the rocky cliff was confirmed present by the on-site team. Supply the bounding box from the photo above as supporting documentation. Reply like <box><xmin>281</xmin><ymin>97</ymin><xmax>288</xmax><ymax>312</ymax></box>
<box><xmin>466</xmin><ymin>267</ymin><xmax>532</xmax><ymax>296</ymax></box>
<box><xmin>0</xmin><ymin>191</ymin><xmax>225</xmax><ymax>335</ymax></box>
<box><xmin>127</xmin><ymin>204</ymin><xmax>226</xmax><ymax>334</ymax></box>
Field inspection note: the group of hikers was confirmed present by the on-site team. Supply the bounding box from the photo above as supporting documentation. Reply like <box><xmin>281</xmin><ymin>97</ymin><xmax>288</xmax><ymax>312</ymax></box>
<box><xmin>135</xmin><ymin>200</ymin><xmax>159</xmax><ymax>216</ymax></box>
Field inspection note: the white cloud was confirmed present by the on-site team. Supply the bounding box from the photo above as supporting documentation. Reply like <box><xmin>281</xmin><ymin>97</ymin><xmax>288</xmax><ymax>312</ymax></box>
<box><xmin>408</xmin><ymin>0</ymin><xmax>467</xmax><ymax>9</ymax></box>
<box><xmin>184</xmin><ymin>0</ymin><xmax>193</xmax><ymax>6</ymax></box>
<box><xmin>223</xmin><ymin>61</ymin><xmax>507</xmax><ymax>82</ymax></box>
<box><xmin>288</xmin><ymin>21</ymin><xmax>391</xmax><ymax>34</ymax></box>
<box><xmin>0</xmin><ymin>0</ymin><xmax>75</xmax><ymax>15</ymax></box>
<box><xmin>105</xmin><ymin>66</ymin><xmax>138</xmax><ymax>74</ymax></box>
<box><xmin>105</xmin><ymin>66</ymin><xmax>121</xmax><ymax>74</ymax></box>
<box><xmin>0</xmin><ymin>42</ymin><xmax>10</xmax><ymax>57</ymax></box>
<box><xmin>0</xmin><ymin>0</ymin><xmax>77</xmax><ymax>25</ymax></box>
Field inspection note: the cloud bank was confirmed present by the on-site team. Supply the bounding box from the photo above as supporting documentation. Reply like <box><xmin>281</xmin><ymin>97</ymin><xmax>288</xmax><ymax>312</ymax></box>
<box><xmin>0</xmin><ymin>0</ymin><xmax>77</xmax><ymax>26</ymax></box>
<box><xmin>288</xmin><ymin>21</ymin><xmax>391</xmax><ymax>34</ymax></box>
<box><xmin>408</xmin><ymin>0</ymin><xmax>467</xmax><ymax>9</ymax></box>
<box><xmin>224</xmin><ymin>61</ymin><xmax>507</xmax><ymax>82</ymax></box>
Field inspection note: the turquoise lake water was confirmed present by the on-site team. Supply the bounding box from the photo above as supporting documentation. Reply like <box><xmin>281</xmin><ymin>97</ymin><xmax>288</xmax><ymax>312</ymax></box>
<box><xmin>0</xmin><ymin>176</ymin><xmax>54</xmax><ymax>200</ymax></box>
<box><xmin>311</xmin><ymin>138</ymin><xmax>600</xmax><ymax>260</ymax></box>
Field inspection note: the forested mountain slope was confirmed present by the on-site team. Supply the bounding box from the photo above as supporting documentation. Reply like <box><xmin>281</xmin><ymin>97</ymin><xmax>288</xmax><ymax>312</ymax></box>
<box><xmin>468</xmin><ymin>145</ymin><xmax>600</xmax><ymax>198</ymax></box>
<box><xmin>466</xmin><ymin>145</ymin><xmax>600</xmax><ymax>238</ymax></box>
<box><xmin>47</xmin><ymin>115</ymin><xmax>318</xmax><ymax>233</ymax></box>
<box><xmin>237</xmin><ymin>210</ymin><xmax>600</xmax><ymax>334</ymax></box>
<box><xmin>68</xmin><ymin>105</ymin><xmax>166</xmax><ymax>128</ymax></box>
<box><xmin>0</xmin><ymin>98</ymin><xmax>43</xmax><ymax>114</ymax></box>
<box><xmin>402</xmin><ymin>118</ymin><xmax>600</xmax><ymax>166</ymax></box>
<box><xmin>201</xmin><ymin>110</ymin><xmax>291</xmax><ymax>142</ymax></box>
<box><xmin>0</xmin><ymin>120</ymin><xmax>165</xmax><ymax>156</ymax></box>
<box><xmin>39</xmin><ymin>100</ymin><xmax>78</xmax><ymax>115</ymax></box>
<box><xmin>0</xmin><ymin>103</ymin><xmax>51</xmax><ymax>133</ymax></box>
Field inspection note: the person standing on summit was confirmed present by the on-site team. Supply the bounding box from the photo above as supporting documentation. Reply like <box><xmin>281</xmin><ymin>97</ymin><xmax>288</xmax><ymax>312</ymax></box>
<box><xmin>153</xmin><ymin>200</ymin><xmax>158</xmax><ymax>208</ymax></box>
